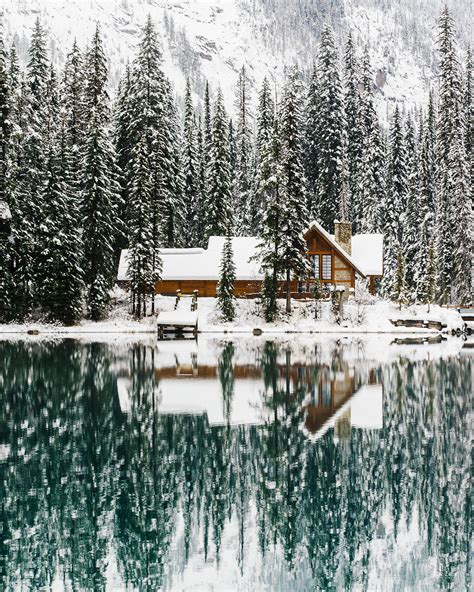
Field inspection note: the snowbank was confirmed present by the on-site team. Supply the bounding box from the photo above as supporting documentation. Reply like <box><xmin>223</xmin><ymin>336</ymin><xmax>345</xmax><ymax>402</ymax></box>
<box><xmin>0</xmin><ymin>290</ymin><xmax>465</xmax><ymax>336</ymax></box>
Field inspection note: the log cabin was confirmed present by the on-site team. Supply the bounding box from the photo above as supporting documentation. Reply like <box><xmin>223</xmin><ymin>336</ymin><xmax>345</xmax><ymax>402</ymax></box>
<box><xmin>117</xmin><ymin>220</ymin><xmax>384</xmax><ymax>297</ymax></box>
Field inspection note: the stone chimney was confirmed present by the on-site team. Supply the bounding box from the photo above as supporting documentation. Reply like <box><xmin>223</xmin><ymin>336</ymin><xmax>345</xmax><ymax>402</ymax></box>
<box><xmin>334</xmin><ymin>220</ymin><xmax>352</xmax><ymax>255</ymax></box>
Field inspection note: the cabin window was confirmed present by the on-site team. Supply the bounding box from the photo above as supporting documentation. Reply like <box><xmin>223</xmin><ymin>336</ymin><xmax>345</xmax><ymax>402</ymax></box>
<box><xmin>310</xmin><ymin>255</ymin><xmax>320</xmax><ymax>279</ymax></box>
<box><xmin>322</xmin><ymin>255</ymin><xmax>332</xmax><ymax>280</ymax></box>
<box><xmin>309</xmin><ymin>254</ymin><xmax>333</xmax><ymax>281</ymax></box>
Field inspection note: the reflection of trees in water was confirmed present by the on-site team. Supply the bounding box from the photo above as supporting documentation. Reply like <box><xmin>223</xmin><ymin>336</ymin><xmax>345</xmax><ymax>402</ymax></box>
<box><xmin>0</xmin><ymin>340</ymin><xmax>471</xmax><ymax>590</ymax></box>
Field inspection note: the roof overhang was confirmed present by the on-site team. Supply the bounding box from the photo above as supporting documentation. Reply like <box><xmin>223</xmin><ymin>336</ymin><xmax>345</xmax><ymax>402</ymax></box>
<box><xmin>304</xmin><ymin>220</ymin><xmax>367</xmax><ymax>278</ymax></box>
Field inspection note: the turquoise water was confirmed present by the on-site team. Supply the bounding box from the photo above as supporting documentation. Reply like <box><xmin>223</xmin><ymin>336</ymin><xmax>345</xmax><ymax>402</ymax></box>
<box><xmin>0</xmin><ymin>337</ymin><xmax>471</xmax><ymax>591</ymax></box>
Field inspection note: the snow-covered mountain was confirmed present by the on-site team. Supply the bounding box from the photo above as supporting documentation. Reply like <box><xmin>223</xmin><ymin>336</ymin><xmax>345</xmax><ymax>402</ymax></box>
<box><xmin>2</xmin><ymin>0</ymin><xmax>472</xmax><ymax>114</ymax></box>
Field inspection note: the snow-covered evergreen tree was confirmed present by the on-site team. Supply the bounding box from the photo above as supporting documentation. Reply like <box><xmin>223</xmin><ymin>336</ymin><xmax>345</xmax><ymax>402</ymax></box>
<box><xmin>255</xmin><ymin>118</ymin><xmax>286</xmax><ymax>322</ymax></box>
<box><xmin>383</xmin><ymin>105</ymin><xmax>408</xmax><ymax>296</ymax></box>
<box><xmin>356</xmin><ymin>47</ymin><xmax>386</xmax><ymax>233</ymax></box>
<box><xmin>393</xmin><ymin>247</ymin><xmax>409</xmax><ymax>309</ymax></box>
<box><xmin>344</xmin><ymin>32</ymin><xmax>362</xmax><ymax>219</ymax></box>
<box><xmin>205</xmin><ymin>88</ymin><xmax>232</xmax><ymax>240</ymax></box>
<box><xmin>447</xmin><ymin>128</ymin><xmax>472</xmax><ymax>305</ymax></box>
<box><xmin>435</xmin><ymin>6</ymin><xmax>465</xmax><ymax>303</ymax></box>
<box><xmin>280</xmin><ymin>68</ymin><xmax>309</xmax><ymax>313</ymax></box>
<box><xmin>36</xmin><ymin>136</ymin><xmax>84</xmax><ymax>323</ymax></box>
<box><xmin>182</xmin><ymin>78</ymin><xmax>200</xmax><ymax>245</ymax></box>
<box><xmin>304</xmin><ymin>64</ymin><xmax>320</xmax><ymax>220</ymax></box>
<box><xmin>217</xmin><ymin>232</ymin><xmax>236</xmax><ymax>322</ymax></box>
<box><xmin>403</xmin><ymin>115</ymin><xmax>421</xmax><ymax>294</ymax></box>
<box><xmin>82</xmin><ymin>26</ymin><xmax>122</xmax><ymax>320</ymax></box>
<box><xmin>127</xmin><ymin>135</ymin><xmax>161</xmax><ymax>319</ymax></box>
<box><xmin>315</xmin><ymin>25</ymin><xmax>345</xmax><ymax>231</ymax></box>
<box><xmin>234</xmin><ymin>66</ymin><xmax>253</xmax><ymax>234</ymax></box>
<box><xmin>0</xmin><ymin>31</ymin><xmax>14</xmax><ymax>322</ymax></box>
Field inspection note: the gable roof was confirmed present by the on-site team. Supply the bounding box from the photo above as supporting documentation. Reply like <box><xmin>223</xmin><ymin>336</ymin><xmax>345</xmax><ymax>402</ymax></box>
<box><xmin>305</xmin><ymin>220</ymin><xmax>367</xmax><ymax>278</ymax></box>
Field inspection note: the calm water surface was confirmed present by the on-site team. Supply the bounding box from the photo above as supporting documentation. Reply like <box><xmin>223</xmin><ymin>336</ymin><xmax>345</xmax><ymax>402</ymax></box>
<box><xmin>0</xmin><ymin>336</ymin><xmax>472</xmax><ymax>591</ymax></box>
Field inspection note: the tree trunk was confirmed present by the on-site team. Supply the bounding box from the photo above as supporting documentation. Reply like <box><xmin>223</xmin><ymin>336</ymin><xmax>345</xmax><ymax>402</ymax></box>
<box><xmin>286</xmin><ymin>267</ymin><xmax>291</xmax><ymax>313</ymax></box>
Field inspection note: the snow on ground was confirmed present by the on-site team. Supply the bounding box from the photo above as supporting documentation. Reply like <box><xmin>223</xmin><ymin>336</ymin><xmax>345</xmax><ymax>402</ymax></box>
<box><xmin>0</xmin><ymin>288</ymin><xmax>465</xmax><ymax>336</ymax></box>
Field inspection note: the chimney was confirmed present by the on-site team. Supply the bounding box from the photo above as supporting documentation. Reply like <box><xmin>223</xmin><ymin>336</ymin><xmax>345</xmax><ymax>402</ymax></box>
<box><xmin>334</xmin><ymin>220</ymin><xmax>352</xmax><ymax>255</ymax></box>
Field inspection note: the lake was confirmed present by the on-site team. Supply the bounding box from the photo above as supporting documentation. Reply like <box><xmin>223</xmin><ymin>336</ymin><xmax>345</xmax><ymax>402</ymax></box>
<box><xmin>0</xmin><ymin>336</ymin><xmax>472</xmax><ymax>591</ymax></box>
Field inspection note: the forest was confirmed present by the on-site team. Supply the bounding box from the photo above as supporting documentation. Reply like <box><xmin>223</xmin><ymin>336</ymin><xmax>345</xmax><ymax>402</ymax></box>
<box><xmin>0</xmin><ymin>6</ymin><xmax>471</xmax><ymax>324</ymax></box>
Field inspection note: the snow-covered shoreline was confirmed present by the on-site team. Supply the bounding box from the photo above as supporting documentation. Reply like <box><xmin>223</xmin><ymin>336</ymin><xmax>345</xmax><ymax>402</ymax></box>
<box><xmin>0</xmin><ymin>293</ymin><xmax>465</xmax><ymax>336</ymax></box>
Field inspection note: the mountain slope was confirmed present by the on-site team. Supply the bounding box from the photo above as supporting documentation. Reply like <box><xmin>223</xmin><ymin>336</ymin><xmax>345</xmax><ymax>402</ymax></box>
<box><xmin>3</xmin><ymin>0</ymin><xmax>472</xmax><ymax>113</ymax></box>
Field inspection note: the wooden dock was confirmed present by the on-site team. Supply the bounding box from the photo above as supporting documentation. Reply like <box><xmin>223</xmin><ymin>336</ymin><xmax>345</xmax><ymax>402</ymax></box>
<box><xmin>157</xmin><ymin>311</ymin><xmax>198</xmax><ymax>339</ymax></box>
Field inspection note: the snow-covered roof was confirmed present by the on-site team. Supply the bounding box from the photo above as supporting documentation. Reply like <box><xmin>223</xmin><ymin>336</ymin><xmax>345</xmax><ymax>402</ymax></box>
<box><xmin>118</xmin><ymin>237</ymin><xmax>262</xmax><ymax>282</ymax></box>
<box><xmin>351</xmin><ymin>234</ymin><xmax>384</xmax><ymax>276</ymax></box>
<box><xmin>307</xmin><ymin>220</ymin><xmax>369</xmax><ymax>278</ymax></box>
<box><xmin>118</xmin><ymin>227</ymin><xmax>384</xmax><ymax>282</ymax></box>
<box><xmin>0</xmin><ymin>200</ymin><xmax>11</xmax><ymax>220</ymax></box>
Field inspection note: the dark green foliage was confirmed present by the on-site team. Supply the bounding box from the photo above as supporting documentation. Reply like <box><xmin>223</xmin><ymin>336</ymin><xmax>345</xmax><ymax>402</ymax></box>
<box><xmin>206</xmin><ymin>88</ymin><xmax>232</xmax><ymax>240</ymax></box>
<box><xmin>217</xmin><ymin>233</ymin><xmax>236</xmax><ymax>322</ymax></box>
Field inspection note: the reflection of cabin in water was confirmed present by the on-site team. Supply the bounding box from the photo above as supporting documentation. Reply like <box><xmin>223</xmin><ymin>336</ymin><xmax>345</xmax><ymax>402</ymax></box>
<box><xmin>147</xmin><ymin>349</ymin><xmax>383</xmax><ymax>436</ymax></box>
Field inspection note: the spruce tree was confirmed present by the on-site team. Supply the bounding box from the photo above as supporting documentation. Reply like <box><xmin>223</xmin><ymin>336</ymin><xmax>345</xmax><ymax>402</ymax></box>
<box><xmin>82</xmin><ymin>26</ymin><xmax>122</xmax><ymax>320</ymax></box>
<box><xmin>315</xmin><ymin>25</ymin><xmax>345</xmax><ymax>231</ymax></box>
<box><xmin>384</xmin><ymin>106</ymin><xmax>408</xmax><ymax>295</ymax></box>
<box><xmin>159</xmin><ymin>79</ymin><xmax>185</xmax><ymax>248</ymax></box>
<box><xmin>252</xmin><ymin>77</ymin><xmax>275</xmax><ymax>232</ymax></box>
<box><xmin>415</xmin><ymin>235</ymin><xmax>438</xmax><ymax>311</ymax></box>
<box><xmin>255</xmin><ymin>118</ymin><xmax>286</xmax><ymax>322</ymax></box>
<box><xmin>205</xmin><ymin>88</ymin><xmax>232</xmax><ymax>240</ymax></box>
<box><xmin>36</xmin><ymin>138</ymin><xmax>84</xmax><ymax>323</ymax></box>
<box><xmin>356</xmin><ymin>47</ymin><xmax>386</xmax><ymax>233</ymax></box>
<box><xmin>280</xmin><ymin>68</ymin><xmax>309</xmax><ymax>313</ymax></box>
<box><xmin>435</xmin><ymin>6</ymin><xmax>464</xmax><ymax>302</ymax></box>
<box><xmin>447</xmin><ymin>128</ymin><xmax>472</xmax><ymax>305</ymax></box>
<box><xmin>127</xmin><ymin>136</ymin><xmax>160</xmax><ymax>319</ymax></box>
<box><xmin>403</xmin><ymin>116</ymin><xmax>421</xmax><ymax>294</ymax></box>
<box><xmin>234</xmin><ymin>66</ymin><xmax>253</xmax><ymax>234</ymax></box>
<box><xmin>344</xmin><ymin>32</ymin><xmax>362</xmax><ymax>219</ymax></box>
<box><xmin>182</xmin><ymin>78</ymin><xmax>200</xmax><ymax>245</ymax></box>
<box><xmin>217</xmin><ymin>232</ymin><xmax>236</xmax><ymax>322</ymax></box>
<box><xmin>393</xmin><ymin>247</ymin><xmax>409</xmax><ymax>309</ymax></box>
<box><xmin>0</xmin><ymin>32</ymin><xmax>13</xmax><ymax>322</ymax></box>
<box><xmin>304</xmin><ymin>64</ymin><xmax>320</xmax><ymax>220</ymax></box>
<box><xmin>195</xmin><ymin>115</ymin><xmax>206</xmax><ymax>246</ymax></box>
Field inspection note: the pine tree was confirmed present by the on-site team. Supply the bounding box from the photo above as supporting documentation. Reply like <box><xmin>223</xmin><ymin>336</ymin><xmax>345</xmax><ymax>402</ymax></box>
<box><xmin>403</xmin><ymin>115</ymin><xmax>421</xmax><ymax>294</ymax></box>
<box><xmin>114</xmin><ymin>62</ymin><xmax>132</xmax><ymax>249</ymax></box>
<box><xmin>315</xmin><ymin>25</ymin><xmax>345</xmax><ymax>231</ymax></box>
<box><xmin>415</xmin><ymin>236</ymin><xmax>438</xmax><ymax>310</ymax></box>
<box><xmin>419</xmin><ymin>92</ymin><xmax>437</xmax><ymax>233</ymax></box>
<box><xmin>36</xmin><ymin>138</ymin><xmax>84</xmax><ymax>323</ymax></box>
<box><xmin>383</xmin><ymin>106</ymin><xmax>408</xmax><ymax>293</ymax></box>
<box><xmin>356</xmin><ymin>47</ymin><xmax>386</xmax><ymax>233</ymax></box>
<box><xmin>82</xmin><ymin>26</ymin><xmax>122</xmax><ymax>320</ymax></box>
<box><xmin>159</xmin><ymin>79</ymin><xmax>185</xmax><ymax>248</ymax></box>
<box><xmin>234</xmin><ymin>66</ymin><xmax>253</xmax><ymax>234</ymax></box>
<box><xmin>182</xmin><ymin>78</ymin><xmax>200</xmax><ymax>245</ymax></box>
<box><xmin>252</xmin><ymin>77</ymin><xmax>275</xmax><ymax>232</ymax></box>
<box><xmin>435</xmin><ymin>6</ymin><xmax>464</xmax><ymax>302</ymax></box>
<box><xmin>304</xmin><ymin>64</ymin><xmax>320</xmax><ymax>220</ymax></box>
<box><xmin>280</xmin><ymin>68</ymin><xmax>309</xmax><ymax>313</ymax></box>
<box><xmin>205</xmin><ymin>88</ymin><xmax>232</xmax><ymax>240</ymax></box>
<box><xmin>344</xmin><ymin>33</ymin><xmax>362</xmax><ymax>219</ymax></box>
<box><xmin>255</xmin><ymin>118</ymin><xmax>286</xmax><ymax>322</ymax></box>
<box><xmin>392</xmin><ymin>247</ymin><xmax>409</xmax><ymax>309</ymax></box>
<box><xmin>217</xmin><ymin>233</ymin><xmax>236</xmax><ymax>322</ymax></box>
<box><xmin>127</xmin><ymin>136</ymin><xmax>160</xmax><ymax>319</ymax></box>
<box><xmin>195</xmin><ymin>115</ymin><xmax>206</xmax><ymax>246</ymax></box>
<box><xmin>447</xmin><ymin>128</ymin><xmax>472</xmax><ymax>305</ymax></box>
<box><xmin>0</xmin><ymin>31</ymin><xmax>14</xmax><ymax>322</ymax></box>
